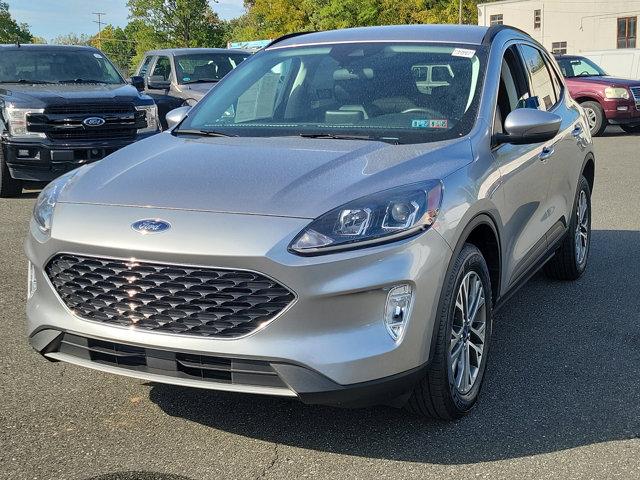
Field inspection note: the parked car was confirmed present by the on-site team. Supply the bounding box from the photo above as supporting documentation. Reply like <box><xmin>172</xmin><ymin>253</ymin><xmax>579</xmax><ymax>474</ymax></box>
<box><xmin>26</xmin><ymin>25</ymin><xmax>594</xmax><ymax>419</ymax></box>
<box><xmin>0</xmin><ymin>44</ymin><xmax>159</xmax><ymax>197</ymax></box>
<box><xmin>580</xmin><ymin>49</ymin><xmax>640</xmax><ymax>80</ymax></box>
<box><xmin>134</xmin><ymin>48</ymin><xmax>250</xmax><ymax>128</ymax></box>
<box><xmin>555</xmin><ymin>54</ymin><xmax>640</xmax><ymax>135</ymax></box>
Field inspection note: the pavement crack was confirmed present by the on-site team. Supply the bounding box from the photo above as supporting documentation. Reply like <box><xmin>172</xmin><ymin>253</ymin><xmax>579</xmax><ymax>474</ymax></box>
<box><xmin>256</xmin><ymin>442</ymin><xmax>279</xmax><ymax>479</ymax></box>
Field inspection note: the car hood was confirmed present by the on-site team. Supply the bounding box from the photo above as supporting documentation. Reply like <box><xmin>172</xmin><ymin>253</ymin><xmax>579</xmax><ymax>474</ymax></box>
<box><xmin>60</xmin><ymin>133</ymin><xmax>472</xmax><ymax>219</ymax></box>
<box><xmin>565</xmin><ymin>75</ymin><xmax>640</xmax><ymax>87</ymax></box>
<box><xmin>0</xmin><ymin>83</ymin><xmax>147</xmax><ymax>108</ymax></box>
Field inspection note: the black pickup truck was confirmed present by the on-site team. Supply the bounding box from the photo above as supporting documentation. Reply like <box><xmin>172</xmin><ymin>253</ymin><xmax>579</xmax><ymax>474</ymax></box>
<box><xmin>0</xmin><ymin>44</ymin><xmax>159</xmax><ymax>197</ymax></box>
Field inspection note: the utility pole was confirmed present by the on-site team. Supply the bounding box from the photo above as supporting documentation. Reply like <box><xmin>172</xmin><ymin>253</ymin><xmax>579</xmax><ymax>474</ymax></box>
<box><xmin>93</xmin><ymin>12</ymin><xmax>106</xmax><ymax>48</ymax></box>
<box><xmin>459</xmin><ymin>0</ymin><xmax>463</xmax><ymax>24</ymax></box>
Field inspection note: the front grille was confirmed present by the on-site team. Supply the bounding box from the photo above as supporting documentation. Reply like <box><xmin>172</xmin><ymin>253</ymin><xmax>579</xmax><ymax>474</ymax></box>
<box><xmin>630</xmin><ymin>86</ymin><xmax>640</xmax><ymax>109</ymax></box>
<box><xmin>46</xmin><ymin>254</ymin><xmax>296</xmax><ymax>338</ymax></box>
<box><xmin>56</xmin><ymin>333</ymin><xmax>289</xmax><ymax>389</ymax></box>
<box><xmin>27</xmin><ymin>103</ymin><xmax>145</xmax><ymax>141</ymax></box>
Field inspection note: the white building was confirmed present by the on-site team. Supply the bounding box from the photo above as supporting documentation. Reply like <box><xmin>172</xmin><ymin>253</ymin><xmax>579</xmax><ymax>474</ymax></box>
<box><xmin>477</xmin><ymin>0</ymin><xmax>640</xmax><ymax>54</ymax></box>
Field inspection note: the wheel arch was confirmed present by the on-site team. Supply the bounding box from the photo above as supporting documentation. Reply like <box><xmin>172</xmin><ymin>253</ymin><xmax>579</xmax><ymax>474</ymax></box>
<box><xmin>581</xmin><ymin>152</ymin><xmax>595</xmax><ymax>193</ymax></box>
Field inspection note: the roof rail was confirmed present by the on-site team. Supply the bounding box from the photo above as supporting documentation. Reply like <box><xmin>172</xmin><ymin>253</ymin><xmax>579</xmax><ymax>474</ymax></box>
<box><xmin>264</xmin><ymin>31</ymin><xmax>315</xmax><ymax>49</ymax></box>
<box><xmin>482</xmin><ymin>25</ymin><xmax>530</xmax><ymax>45</ymax></box>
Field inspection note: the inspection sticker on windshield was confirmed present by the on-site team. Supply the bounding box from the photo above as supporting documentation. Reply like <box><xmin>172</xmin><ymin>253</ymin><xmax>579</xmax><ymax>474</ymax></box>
<box><xmin>412</xmin><ymin>119</ymin><xmax>448</xmax><ymax>129</ymax></box>
<box><xmin>93</xmin><ymin>53</ymin><xmax>103</xmax><ymax>59</ymax></box>
<box><xmin>452</xmin><ymin>48</ymin><xmax>475</xmax><ymax>58</ymax></box>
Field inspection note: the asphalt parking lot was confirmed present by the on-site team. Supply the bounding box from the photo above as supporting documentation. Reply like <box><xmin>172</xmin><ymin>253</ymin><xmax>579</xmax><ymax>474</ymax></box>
<box><xmin>1</xmin><ymin>127</ymin><xmax>639</xmax><ymax>480</ymax></box>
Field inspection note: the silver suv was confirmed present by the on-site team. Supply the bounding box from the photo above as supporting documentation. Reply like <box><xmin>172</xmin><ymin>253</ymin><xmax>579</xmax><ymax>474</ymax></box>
<box><xmin>26</xmin><ymin>25</ymin><xmax>594</xmax><ymax>419</ymax></box>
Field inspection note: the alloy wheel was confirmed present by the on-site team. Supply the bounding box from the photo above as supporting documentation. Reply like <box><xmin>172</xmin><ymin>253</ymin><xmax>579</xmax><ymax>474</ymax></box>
<box><xmin>584</xmin><ymin>107</ymin><xmax>597</xmax><ymax>131</ymax></box>
<box><xmin>575</xmin><ymin>189</ymin><xmax>589</xmax><ymax>265</ymax></box>
<box><xmin>449</xmin><ymin>271</ymin><xmax>487</xmax><ymax>395</ymax></box>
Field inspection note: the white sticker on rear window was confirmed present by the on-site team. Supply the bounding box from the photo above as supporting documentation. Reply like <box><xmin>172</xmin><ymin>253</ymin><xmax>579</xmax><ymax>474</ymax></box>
<box><xmin>452</xmin><ymin>48</ymin><xmax>476</xmax><ymax>58</ymax></box>
<box><xmin>93</xmin><ymin>53</ymin><xmax>103</xmax><ymax>58</ymax></box>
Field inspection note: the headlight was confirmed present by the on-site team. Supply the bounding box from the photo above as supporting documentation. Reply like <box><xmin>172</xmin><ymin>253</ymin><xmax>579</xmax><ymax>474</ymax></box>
<box><xmin>604</xmin><ymin>87</ymin><xmax>630</xmax><ymax>100</ymax></box>
<box><xmin>33</xmin><ymin>169</ymin><xmax>79</xmax><ymax>236</ymax></box>
<box><xmin>289</xmin><ymin>181</ymin><xmax>443</xmax><ymax>255</ymax></box>
<box><xmin>3</xmin><ymin>105</ymin><xmax>45</xmax><ymax>138</ymax></box>
<box><xmin>135</xmin><ymin>104</ymin><xmax>160</xmax><ymax>133</ymax></box>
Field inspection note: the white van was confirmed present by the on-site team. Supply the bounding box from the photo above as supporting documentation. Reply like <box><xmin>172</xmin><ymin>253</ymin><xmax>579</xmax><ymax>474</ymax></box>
<box><xmin>580</xmin><ymin>49</ymin><xmax>640</xmax><ymax>79</ymax></box>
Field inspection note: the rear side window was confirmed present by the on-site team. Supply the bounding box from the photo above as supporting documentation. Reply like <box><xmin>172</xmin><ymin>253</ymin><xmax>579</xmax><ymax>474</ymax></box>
<box><xmin>151</xmin><ymin>56</ymin><xmax>172</xmax><ymax>81</ymax></box>
<box><xmin>519</xmin><ymin>45</ymin><xmax>558</xmax><ymax>111</ymax></box>
<box><xmin>138</xmin><ymin>56</ymin><xmax>153</xmax><ymax>77</ymax></box>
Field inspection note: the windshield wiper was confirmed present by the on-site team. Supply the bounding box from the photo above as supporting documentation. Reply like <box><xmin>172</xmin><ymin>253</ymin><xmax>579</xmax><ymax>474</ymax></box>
<box><xmin>300</xmin><ymin>132</ymin><xmax>390</xmax><ymax>142</ymax></box>
<box><xmin>0</xmin><ymin>79</ymin><xmax>58</xmax><ymax>84</ymax></box>
<box><xmin>58</xmin><ymin>78</ymin><xmax>114</xmax><ymax>84</ymax></box>
<box><xmin>182</xmin><ymin>79</ymin><xmax>220</xmax><ymax>84</ymax></box>
<box><xmin>174</xmin><ymin>128</ymin><xmax>236</xmax><ymax>137</ymax></box>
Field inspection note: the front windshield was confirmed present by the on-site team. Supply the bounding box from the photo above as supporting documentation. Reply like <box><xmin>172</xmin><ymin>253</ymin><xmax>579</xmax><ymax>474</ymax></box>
<box><xmin>0</xmin><ymin>49</ymin><xmax>124</xmax><ymax>84</ymax></box>
<box><xmin>556</xmin><ymin>57</ymin><xmax>607</xmax><ymax>78</ymax></box>
<box><xmin>175</xmin><ymin>53</ymin><xmax>250</xmax><ymax>84</ymax></box>
<box><xmin>179</xmin><ymin>43</ymin><xmax>486</xmax><ymax>144</ymax></box>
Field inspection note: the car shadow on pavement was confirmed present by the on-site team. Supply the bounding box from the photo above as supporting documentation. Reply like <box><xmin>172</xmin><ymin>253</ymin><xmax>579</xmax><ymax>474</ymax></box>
<box><xmin>149</xmin><ymin>229</ymin><xmax>640</xmax><ymax>464</ymax></box>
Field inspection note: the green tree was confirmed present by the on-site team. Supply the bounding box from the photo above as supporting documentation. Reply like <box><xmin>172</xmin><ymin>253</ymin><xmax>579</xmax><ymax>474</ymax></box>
<box><xmin>51</xmin><ymin>32</ymin><xmax>91</xmax><ymax>45</ymax></box>
<box><xmin>89</xmin><ymin>25</ymin><xmax>136</xmax><ymax>75</ymax></box>
<box><xmin>0</xmin><ymin>1</ymin><xmax>32</xmax><ymax>44</ymax></box>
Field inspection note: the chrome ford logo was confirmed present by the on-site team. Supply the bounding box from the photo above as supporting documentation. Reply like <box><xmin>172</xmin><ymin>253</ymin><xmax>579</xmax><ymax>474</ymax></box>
<box><xmin>82</xmin><ymin>116</ymin><xmax>106</xmax><ymax>127</ymax></box>
<box><xmin>131</xmin><ymin>219</ymin><xmax>171</xmax><ymax>234</ymax></box>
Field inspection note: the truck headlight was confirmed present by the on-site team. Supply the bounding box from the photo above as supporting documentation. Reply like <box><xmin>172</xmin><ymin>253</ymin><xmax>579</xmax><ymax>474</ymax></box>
<box><xmin>33</xmin><ymin>169</ymin><xmax>79</xmax><ymax>236</ymax></box>
<box><xmin>3</xmin><ymin>106</ymin><xmax>45</xmax><ymax>138</ymax></box>
<box><xmin>289</xmin><ymin>181</ymin><xmax>443</xmax><ymax>255</ymax></box>
<box><xmin>135</xmin><ymin>104</ymin><xmax>160</xmax><ymax>133</ymax></box>
<box><xmin>604</xmin><ymin>87</ymin><xmax>630</xmax><ymax>100</ymax></box>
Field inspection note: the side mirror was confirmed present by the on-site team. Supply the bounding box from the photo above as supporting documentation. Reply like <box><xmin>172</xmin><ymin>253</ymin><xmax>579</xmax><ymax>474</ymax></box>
<box><xmin>147</xmin><ymin>75</ymin><xmax>171</xmax><ymax>90</ymax></box>
<box><xmin>495</xmin><ymin>108</ymin><xmax>562</xmax><ymax>145</ymax></box>
<box><xmin>129</xmin><ymin>75</ymin><xmax>145</xmax><ymax>92</ymax></box>
<box><xmin>166</xmin><ymin>106</ymin><xmax>191</xmax><ymax>129</ymax></box>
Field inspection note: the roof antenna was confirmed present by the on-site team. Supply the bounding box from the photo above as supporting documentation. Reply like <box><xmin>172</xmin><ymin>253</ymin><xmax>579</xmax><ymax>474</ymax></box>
<box><xmin>16</xmin><ymin>36</ymin><xmax>21</xmax><ymax>48</ymax></box>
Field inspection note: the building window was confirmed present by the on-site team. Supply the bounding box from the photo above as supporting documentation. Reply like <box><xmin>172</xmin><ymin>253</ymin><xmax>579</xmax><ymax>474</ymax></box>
<box><xmin>534</xmin><ymin>9</ymin><xmax>541</xmax><ymax>29</ymax></box>
<box><xmin>551</xmin><ymin>42</ymin><xmax>567</xmax><ymax>55</ymax></box>
<box><xmin>617</xmin><ymin>17</ymin><xmax>637</xmax><ymax>48</ymax></box>
<box><xmin>490</xmin><ymin>14</ymin><xmax>503</xmax><ymax>26</ymax></box>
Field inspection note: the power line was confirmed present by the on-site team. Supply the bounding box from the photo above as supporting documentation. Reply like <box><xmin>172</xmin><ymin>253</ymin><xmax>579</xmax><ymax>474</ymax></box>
<box><xmin>92</xmin><ymin>12</ymin><xmax>106</xmax><ymax>49</ymax></box>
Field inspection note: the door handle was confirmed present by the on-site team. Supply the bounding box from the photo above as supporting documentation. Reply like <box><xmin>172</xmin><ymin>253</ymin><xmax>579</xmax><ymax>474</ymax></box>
<box><xmin>539</xmin><ymin>146</ymin><xmax>555</xmax><ymax>161</ymax></box>
<box><xmin>572</xmin><ymin>124</ymin><xmax>583</xmax><ymax>137</ymax></box>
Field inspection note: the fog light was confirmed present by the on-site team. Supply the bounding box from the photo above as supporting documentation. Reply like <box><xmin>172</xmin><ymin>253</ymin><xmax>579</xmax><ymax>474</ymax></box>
<box><xmin>617</xmin><ymin>106</ymin><xmax>629</xmax><ymax>111</ymax></box>
<box><xmin>27</xmin><ymin>261</ymin><xmax>37</xmax><ymax>299</ymax></box>
<box><xmin>384</xmin><ymin>284</ymin><xmax>413</xmax><ymax>341</ymax></box>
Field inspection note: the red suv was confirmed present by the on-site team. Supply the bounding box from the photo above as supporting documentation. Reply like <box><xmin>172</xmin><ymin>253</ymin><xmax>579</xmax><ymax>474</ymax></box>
<box><xmin>556</xmin><ymin>55</ymin><xmax>640</xmax><ymax>135</ymax></box>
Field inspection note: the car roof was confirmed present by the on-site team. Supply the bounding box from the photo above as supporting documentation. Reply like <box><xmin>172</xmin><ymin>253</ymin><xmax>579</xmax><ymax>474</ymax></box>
<box><xmin>0</xmin><ymin>44</ymin><xmax>100</xmax><ymax>52</ymax></box>
<box><xmin>145</xmin><ymin>47</ymin><xmax>250</xmax><ymax>56</ymax></box>
<box><xmin>266</xmin><ymin>25</ymin><xmax>495</xmax><ymax>49</ymax></box>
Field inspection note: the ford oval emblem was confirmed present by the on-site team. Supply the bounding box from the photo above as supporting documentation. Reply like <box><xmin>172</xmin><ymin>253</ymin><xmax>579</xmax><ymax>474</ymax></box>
<box><xmin>131</xmin><ymin>219</ymin><xmax>171</xmax><ymax>235</ymax></box>
<box><xmin>83</xmin><ymin>116</ymin><xmax>106</xmax><ymax>127</ymax></box>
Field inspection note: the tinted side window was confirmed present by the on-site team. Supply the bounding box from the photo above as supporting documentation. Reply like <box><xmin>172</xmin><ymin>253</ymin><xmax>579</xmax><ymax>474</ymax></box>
<box><xmin>519</xmin><ymin>45</ymin><xmax>558</xmax><ymax>110</ymax></box>
<box><xmin>151</xmin><ymin>56</ymin><xmax>172</xmax><ymax>81</ymax></box>
<box><xmin>138</xmin><ymin>56</ymin><xmax>153</xmax><ymax>77</ymax></box>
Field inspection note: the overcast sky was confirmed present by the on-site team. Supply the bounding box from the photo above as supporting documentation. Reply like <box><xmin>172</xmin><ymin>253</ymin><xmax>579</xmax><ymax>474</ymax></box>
<box><xmin>7</xmin><ymin>0</ymin><xmax>246</xmax><ymax>42</ymax></box>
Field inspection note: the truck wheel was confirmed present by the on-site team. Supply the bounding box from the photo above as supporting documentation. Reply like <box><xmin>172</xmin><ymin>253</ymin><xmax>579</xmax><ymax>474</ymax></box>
<box><xmin>620</xmin><ymin>124</ymin><xmax>640</xmax><ymax>134</ymax></box>
<box><xmin>580</xmin><ymin>101</ymin><xmax>607</xmax><ymax>136</ymax></box>
<box><xmin>0</xmin><ymin>149</ymin><xmax>23</xmax><ymax>198</ymax></box>
<box><xmin>406</xmin><ymin>244</ymin><xmax>493</xmax><ymax>419</ymax></box>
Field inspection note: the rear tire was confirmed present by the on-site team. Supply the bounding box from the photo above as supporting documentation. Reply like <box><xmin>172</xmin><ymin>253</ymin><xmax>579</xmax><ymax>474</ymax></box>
<box><xmin>580</xmin><ymin>101</ymin><xmax>607</xmax><ymax>136</ymax></box>
<box><xmin>544</xmin><ymin>176</ymin><xmax>591</xmax><ymax>281</ymax></box>
<box><xmin>0</xmin><ymin>148</ymin><xmax>23</xmax><ymax>198</ymax></box>
<box><xmin>620</xmin><ymin>124</ymin><xmax>640</xmax><ymax>134</ymax></box>
<box><xmin>406</xmin><ymin>244</ymin><xmax>493</xmax><ymax>420</ymax></box>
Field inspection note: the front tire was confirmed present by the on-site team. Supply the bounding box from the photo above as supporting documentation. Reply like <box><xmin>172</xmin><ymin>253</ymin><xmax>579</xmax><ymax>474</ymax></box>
<box><xmin>580</xmin><ymin>101</ymin><xmax>607</xmax><ymax>136</ymax></box>
<box><xmin>0</xmin><ymin>148</ymin><xmax>23</xmax><ymax>198</ymax></box>
<box><xmin>406</xmin><ymin>244</ymin><xmax>493</xmax><ymax>420</ymax></box>
<box><xmin>544</xmin><ymin>176</ymin><xmax>591</xmax><ymax>281</ymax></box>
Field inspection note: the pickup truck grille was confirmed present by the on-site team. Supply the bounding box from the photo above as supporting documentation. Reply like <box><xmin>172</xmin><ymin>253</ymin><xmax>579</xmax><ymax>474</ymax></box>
<box><xmin>45</xmin><ymin>254</ymin><xmax>296</xmax><ymax>338</ymax></box>
<box><xmin>27</xmin><ymin>103</ymin><xmax>146</xmax><ymax>141</ymax></box>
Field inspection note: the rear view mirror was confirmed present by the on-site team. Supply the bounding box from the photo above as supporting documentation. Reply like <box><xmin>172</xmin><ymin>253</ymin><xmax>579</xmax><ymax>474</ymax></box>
<box><xmin>147</xmin><ymin>75</ymin><xmax>171</xmax><ymax>90</ymax></box>
<box><xmin>129</xmin><ymin>75</ymin><xmax>145</xmax><ymax>92</ymax></box>
<box><xmin>495</xmin><ymin>108</ymin><xmax>562</xmax><ymax>145</ymax></box>
<box><xmin>166</xmin><ymin>106</ymin><xmax>191</xmax><ymax>129</ymax></box>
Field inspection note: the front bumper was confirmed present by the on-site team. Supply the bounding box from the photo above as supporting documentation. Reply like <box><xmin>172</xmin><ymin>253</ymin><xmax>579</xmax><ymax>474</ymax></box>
<box><xmin>603</xmin><ymin>97</ymin><xmax>640</xmax><ymax>125</ymax></box>
<box><xmin>3</xmin><ymin>134</ymin><xmax>156</xmax><ymax>182</ymax></box>
<box><xmin>25</xmin><ymin>204</ymin><xmax>452</xmax><ymax>405</ymax></box>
